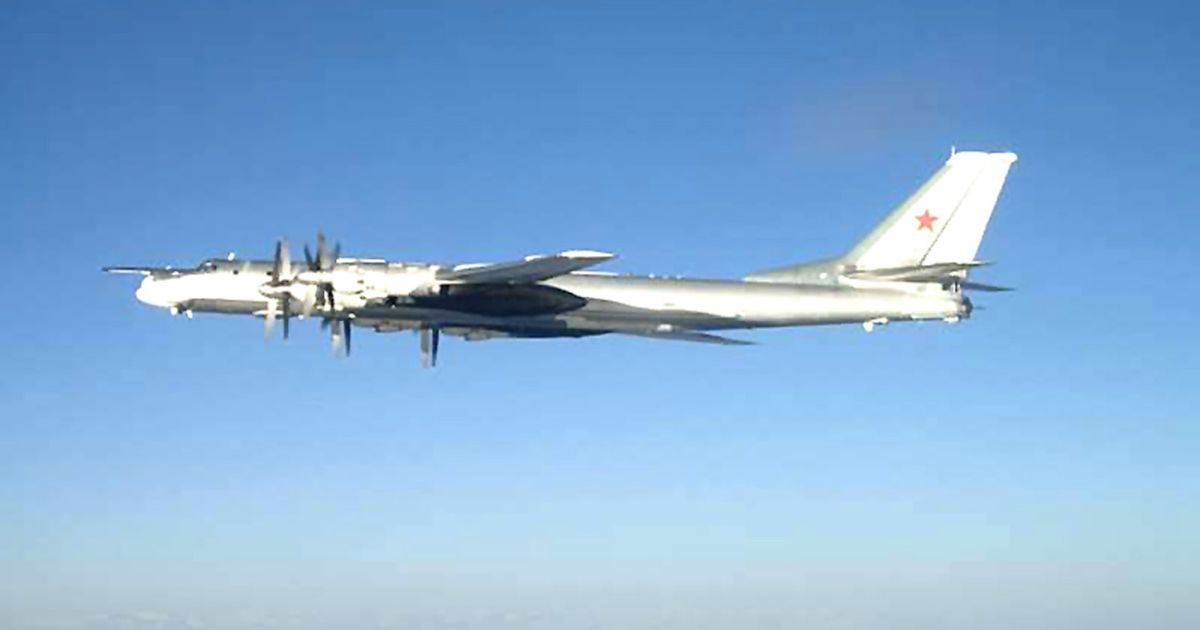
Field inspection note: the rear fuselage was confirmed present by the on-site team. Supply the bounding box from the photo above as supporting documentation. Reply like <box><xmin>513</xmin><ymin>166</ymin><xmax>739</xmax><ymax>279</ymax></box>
<box><xmin>547</xmin><ymin>273</ymin><xmax>966</xmax><ymax>329</ymax></box>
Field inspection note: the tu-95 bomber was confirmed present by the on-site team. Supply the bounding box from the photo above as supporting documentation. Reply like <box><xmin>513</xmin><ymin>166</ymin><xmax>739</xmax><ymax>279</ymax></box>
<box><xmin>106</xmin><ymin>150</ymin><xmax>1018</xmax><ymax>367</ymax></box>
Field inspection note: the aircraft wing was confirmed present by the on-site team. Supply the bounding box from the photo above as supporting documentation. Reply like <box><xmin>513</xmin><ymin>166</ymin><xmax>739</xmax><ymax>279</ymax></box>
<box><xmin>561</xmin><ymin>314</ymin><xmax>754</xmax><ymax>345</ymax></box>
<box><xmin>102</xmin><ymin>266</ymin><xmax>175</xmax><ymax>276</ymax></box>
<box><xmin>616</xmin><ymin>328</ymin><xmax>755</xmax><ymax>345</ymax></box>
<box><xmin>436</xmin><ymin>250</ymin><xmax>614</xmax><ymax>285</ymax></box>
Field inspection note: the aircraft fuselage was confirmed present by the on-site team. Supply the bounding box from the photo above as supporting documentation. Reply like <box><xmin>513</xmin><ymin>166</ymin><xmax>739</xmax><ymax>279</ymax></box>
<box><xmin>131</xmin><ymin>260</ymin><xmax>968</xmax><ymax>336</ymax></box>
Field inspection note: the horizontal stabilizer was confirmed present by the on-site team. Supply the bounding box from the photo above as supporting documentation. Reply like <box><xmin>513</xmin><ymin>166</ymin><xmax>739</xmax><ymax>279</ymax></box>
<box><xmin>961</xmin><ymin>281</ymin><xmax>1013</xmax><ymax>292</ymax></box>
<box><xmin>846</xmin><ymin>260</ymin><xmax>989</xmax><ymax>282</ymax></box>
<box><xmin>437</xmin><ymin>250</ymin><xmax>614</xmax><ymax>284</ymax></box>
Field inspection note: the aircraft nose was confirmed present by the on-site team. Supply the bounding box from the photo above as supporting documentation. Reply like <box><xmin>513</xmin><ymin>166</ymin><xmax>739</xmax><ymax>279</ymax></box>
<box><xmin>135</xmin><ymin>277</ymin><xmax>173</xmax><ymax>308</ymax></box>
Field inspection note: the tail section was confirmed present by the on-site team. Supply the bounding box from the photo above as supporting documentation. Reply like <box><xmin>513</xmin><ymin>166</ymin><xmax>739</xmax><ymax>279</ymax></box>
<box><xmin>746</xmin><ymin>150</ymin><xmax>1017</xmax><ymax>284</ymax></box>
<box><xmin>842</xmin><ymin>150</ymin><xmax>1017</xmax><ymax>270</ymax></box>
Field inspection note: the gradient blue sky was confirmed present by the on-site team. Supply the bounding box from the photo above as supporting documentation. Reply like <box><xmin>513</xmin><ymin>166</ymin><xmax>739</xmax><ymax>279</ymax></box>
<box><xmin>2</xmin><ymin>2</ymin><xmax>1198</xmax><ymax>629</ymax></box>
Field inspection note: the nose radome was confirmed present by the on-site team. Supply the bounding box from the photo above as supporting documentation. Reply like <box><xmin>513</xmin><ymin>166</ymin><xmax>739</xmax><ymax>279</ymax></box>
<box><xmin>135</xmin><ymin>277</ymin><xmax>173</xmax><ymax>308</ymax></box>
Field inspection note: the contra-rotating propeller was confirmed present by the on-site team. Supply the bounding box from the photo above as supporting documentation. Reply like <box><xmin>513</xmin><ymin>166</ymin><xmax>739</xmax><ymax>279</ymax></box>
<box><xmin>259</xmin><ymin>232</ymin><xmax>343</xmax><ymax>343</ymax></box>
<box><xmin>301</xmin><ymin>231</ymin><xmax>351</xmax><ymax>355</ymax></box>
<box><xmin>260</xmin><ymin>238</ymin><xmax>299</xmax><ymax>341</ymax></box>
<box><xmin>300</xmin><ymin>231</ymin><xmax>341</xmax><ymax>313</ymax></box>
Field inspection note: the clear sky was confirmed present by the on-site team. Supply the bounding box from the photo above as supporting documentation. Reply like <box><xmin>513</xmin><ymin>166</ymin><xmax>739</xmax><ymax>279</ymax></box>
<box><xmin>2</xmin><ymin>2</ymin><xmax>1198</xmax><ymax>629</ymax></box>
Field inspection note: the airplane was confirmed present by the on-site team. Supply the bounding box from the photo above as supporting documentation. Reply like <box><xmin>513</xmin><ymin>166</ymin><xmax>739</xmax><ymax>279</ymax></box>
<box><xmin>105</xmin><ymin>150</ymin><xmax>1018</xmax><ymax>368</ymax></box>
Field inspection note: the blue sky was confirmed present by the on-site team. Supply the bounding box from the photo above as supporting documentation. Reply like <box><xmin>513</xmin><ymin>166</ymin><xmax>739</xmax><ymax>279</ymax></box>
<box><xmin>2</xmin><ymin>2</ymin><xmax>1197</xmax><ymax>628</ymax></box>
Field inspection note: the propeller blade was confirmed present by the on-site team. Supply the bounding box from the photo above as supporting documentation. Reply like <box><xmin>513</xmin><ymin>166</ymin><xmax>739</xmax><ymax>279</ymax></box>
<box><xmin>282</xmin><ymin>297</ymin><xmax>291</xmax><ymax>340</ymax></box>
<box><xmin>326</xmin><ymin>318</ymin><xmax>351</xmax><ymax>357</ymax></box>
<box><xmin>328</xmin><ymin>318</ymin><xmax>340</xmax><ymax>355</ymax></box>
<box><xmin>264</xmin><ymin>298</ymin><xmax>277</xmax><ymax>341</ymax></box>
<box><xmin>420</xmin><ymin>327</ymin><xmax>439</xmax><ymax>368</ymax></box>
<box><xmin>271</xmin><ymin>241</ymin><xmax>283</xmax><ymax>283</ymax></box>
<box><xmin>301</xmin><ymin>285</ymin><xmax>317</xmax><ymax>317</ymax></box>
<box><xmin>303</xmin><ymin>244</ymin><xmax>315</xmax><ymax>270</ymax></box>
<box><xmin>279</xmin><ymin>238</ymin><xmax>292</xmax><ymax>279</ymax></box>
<box><xmin>316</xmin><ymin>231</ymin><xmax>332</xmax><ymax>270</ymax></box>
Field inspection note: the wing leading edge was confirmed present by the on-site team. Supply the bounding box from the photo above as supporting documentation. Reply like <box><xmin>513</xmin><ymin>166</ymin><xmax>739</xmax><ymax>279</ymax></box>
<box><xmin>436</xmin><ymin>250</ymin><xmax>614</xmax><ymax>285</ymax></box>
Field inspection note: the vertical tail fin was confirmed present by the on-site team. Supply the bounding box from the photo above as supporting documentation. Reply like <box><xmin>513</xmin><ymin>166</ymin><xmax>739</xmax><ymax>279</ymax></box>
<box><xmin>843</xmin><ymin>151</ymin><xmax>1017</xmax><ymax>270</ymax></box>
<box><xmin>744</xmin><ymin>150</ymin><xmax>1017</xmax><ymax>284</ymax></box>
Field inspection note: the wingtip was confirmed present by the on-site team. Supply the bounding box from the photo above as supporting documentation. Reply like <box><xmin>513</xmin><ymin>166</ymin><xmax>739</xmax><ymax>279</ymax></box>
<box><xmin>560</xmin><ymin>249</ymin><xmax>616</xmax><ymax>260</ymax></box>
<box><xmin>103</xmin><ymin>266</ymin><xmax>154</xmax><ymax>275</ymax></box>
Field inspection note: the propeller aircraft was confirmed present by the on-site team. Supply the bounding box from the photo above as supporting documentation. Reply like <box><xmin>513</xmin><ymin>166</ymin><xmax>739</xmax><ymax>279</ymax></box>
<box><xmin>106</xmin><ymin>151</ymin><xmax>1018</xmax><ymax>367</ymax></box>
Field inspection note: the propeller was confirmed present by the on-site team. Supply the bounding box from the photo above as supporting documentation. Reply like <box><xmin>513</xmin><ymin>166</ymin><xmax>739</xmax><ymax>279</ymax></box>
<box><xmin>299</xmin><ymin>231</ymin><xmax>341</xmax><ymax>314</ymax></box>
<box><xmin>261</xmin><ymin>238</ymin><xmax>297</xmax><ymax>342</ymax></box>
<box><xmin>261</xmin><ymin>232</ymin><xmax>350</xmax><ymax>352</ymax></box>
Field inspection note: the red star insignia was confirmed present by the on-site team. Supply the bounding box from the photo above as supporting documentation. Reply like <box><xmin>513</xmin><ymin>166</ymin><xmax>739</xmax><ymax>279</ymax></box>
<box><xmin>915</xmin><ymin>209</ymin><xmax>938</xmax><ymax>231</ymax></box>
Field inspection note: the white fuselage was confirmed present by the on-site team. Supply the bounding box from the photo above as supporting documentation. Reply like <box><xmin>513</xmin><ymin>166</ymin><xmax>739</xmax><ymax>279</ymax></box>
<box><xmin>131</xmin><ymin>259</ymin><xmax>968</xmax><ymax>335</ymax></box>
